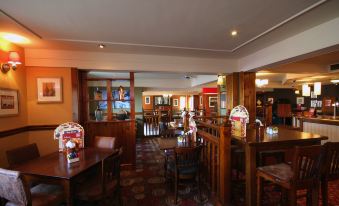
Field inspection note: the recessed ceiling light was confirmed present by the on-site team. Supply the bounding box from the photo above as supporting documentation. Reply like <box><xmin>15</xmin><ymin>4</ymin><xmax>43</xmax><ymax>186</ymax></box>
<box><xmin>231</xmin><ymin>30</ymin><xmax>238</xmax><ymax>37</ymax></box>
<box><xmin>98</xmin><ymin>44</ymin><xmax>105</xmax><ymax>49</ymax></box>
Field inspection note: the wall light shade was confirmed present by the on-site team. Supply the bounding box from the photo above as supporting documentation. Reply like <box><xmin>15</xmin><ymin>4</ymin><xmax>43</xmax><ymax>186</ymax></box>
<box><xmin>302</xmin><ymin>84</ymin><xmax>310</xmax><ymax>96</ymax></box>
<box><xmin>295</xmin><ymin>90</ymin><xmax>300</xmax><ymax>94</ymax></box>
<box><xmin>217</xmin><ymin>75</ymin><xmax>225</xmax><ymax>86</ymax></box>
<box><xmin>7</xmin><ymin>51</ymin><xmax>21</xmax><ymax>70</ymax></box>
<box><xmin>313</xmin><ymin>82</ymin><xmax>321</xmax><ymax>95</ymax></box>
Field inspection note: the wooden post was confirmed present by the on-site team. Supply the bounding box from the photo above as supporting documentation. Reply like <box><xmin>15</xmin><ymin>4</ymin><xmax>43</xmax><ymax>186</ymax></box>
<box><xmin>219</xmin><ymin>123</ymin><xmax>232</xmax><ymax>205</ymax></box>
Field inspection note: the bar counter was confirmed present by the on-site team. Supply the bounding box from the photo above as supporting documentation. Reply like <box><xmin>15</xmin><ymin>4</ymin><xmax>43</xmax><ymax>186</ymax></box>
<box><xmin>301</xmin><ymin>116</ymin><xmax>339</xmax><ymax>142</ymax></box>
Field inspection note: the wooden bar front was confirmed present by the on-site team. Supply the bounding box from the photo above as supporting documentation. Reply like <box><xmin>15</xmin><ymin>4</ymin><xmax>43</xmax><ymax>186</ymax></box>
<box><xmin>85</xmin><ymin>120</ymin><xmax>136</xmax><ymax>165</ymax></box>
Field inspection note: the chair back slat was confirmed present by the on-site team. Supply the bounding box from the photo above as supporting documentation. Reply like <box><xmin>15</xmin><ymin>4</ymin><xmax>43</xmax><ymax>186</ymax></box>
<box><xmin>6</xmin><ymin>143</ymin><xmax>40</xmax><ymax>167</ymax></box>
<box><xmin>292</xmin><ymin>145</ymin><xmax>322</xmax><ymax>184</ymax></box>
<box><xmin>323</xmin><ymin>142</ymin><xmax>339</xmax><ymax>179</ymax></box>
<box><xmin>0</xmin><ymin>168</ymin><xmax>31</xmax><ymax>205</ymax></box>
<box><xmin>174</xmin><ymin>146</ymin><xmax>202</xmax><ymax>170</ymax></box>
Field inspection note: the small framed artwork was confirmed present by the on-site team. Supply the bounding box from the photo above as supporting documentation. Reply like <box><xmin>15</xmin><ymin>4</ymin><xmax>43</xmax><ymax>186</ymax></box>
<box><xmin>296</xmin><ymin>97</ymin><xmax>304</xmax><ymax>105</ymax></box>
<box><xmin>0</xmin><ymin>88</ymin><xmax>19</xmax><ymax>117</ymax></box>
<box><xmin>200</xmin><ymin>96</ymin><xmax>203</xmax><ymax>106</ymax></box>
<box><xmin>310</xmin><ymin>92</ymin><xmax>317</xmax><ymax>99</ymax></box>
<box><xmin>267</xmin><ymin>97</ymin><xmax>274</xmax><ymax>104</ymax></box>
<box><xmin>145</xmin><ymin>96</ymin><xmax>150</xmax><ymax>104</ymax></box>
<box><xmin>310</xmin><ymin>100</ymin><xmax>317</xmax><ymax>108</ymax></box>
<box><xmin>209</xmin><ymin>97</ymin><xmax>217</xmax><ymax>107</ymax></box>
<box><xmin>37</xmin><ymin>77</ymin><xmax>63</xmax><ymax>103</ymax></box>
<box><xmin>173</xmin><ymin>99</ymin><xmax>179</xmax><ymax>106</ymax></box>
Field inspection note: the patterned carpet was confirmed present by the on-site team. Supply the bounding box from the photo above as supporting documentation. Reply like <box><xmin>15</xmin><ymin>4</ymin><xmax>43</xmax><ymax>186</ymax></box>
<box><xmin>120</xmin><ymin>138</ymin><xmax>339</xmax><ymax>206</ymax></box>
<box><xmin>120</xmin><ymin>138</ymin><xmax>213</xmax><ymax>206</ymax></box>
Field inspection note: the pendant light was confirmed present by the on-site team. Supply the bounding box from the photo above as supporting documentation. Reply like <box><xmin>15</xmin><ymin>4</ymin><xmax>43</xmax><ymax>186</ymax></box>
<box><xmin>302</xmin><ymin>84</ymin><xmax>310</xmax><ymax>96</ymax></box>
<box><xmin>313</xmin><ymin>82</ymin><xmax>321</xmax><ymax>95</ymax></box>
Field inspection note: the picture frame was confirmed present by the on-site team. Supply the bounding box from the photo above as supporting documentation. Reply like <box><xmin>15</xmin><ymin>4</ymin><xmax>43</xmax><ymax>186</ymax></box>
<box><xmin>296</xmin><ymin>97</ymin><xmax>304</xmax><ymax>105</ymax></box>
<box><xmin>267</xmin><ymin>97</ymin><xmax>274</xmax><ymax>104</ymax></box>
<box><xmin>310</xmin><ymin>100</ymin><xmax>317</xmax><ymax>108</ymax></box>
<box><xmin>0</xmin><ymin>88</ymin><xmax>19</xmax><ymax>117</ymax></box>
<box><xmin>145</xmin><ymin>96</ymin><xmax>150</xmax><ymax>104</ymax></box>
<box><xmin>37</xmin><ymin>77</ymin><xmax>63</xmax><ymax>103</ymax></box>
<box><xmin>209</xmin><ymin>96</ymin><xmax>217</xmax><ymax>107</ymax></box>
<box><xmin>173</xmin><ymin>99</ymin><xmax>178</xmax><ymax>106</ymax></box>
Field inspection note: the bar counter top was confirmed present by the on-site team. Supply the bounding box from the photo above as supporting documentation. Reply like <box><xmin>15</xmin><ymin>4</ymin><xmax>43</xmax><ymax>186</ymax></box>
<box><xmin>301</xmin><ymin>115</ymin><xmax>339</xmax><ymax>126</ymax></box>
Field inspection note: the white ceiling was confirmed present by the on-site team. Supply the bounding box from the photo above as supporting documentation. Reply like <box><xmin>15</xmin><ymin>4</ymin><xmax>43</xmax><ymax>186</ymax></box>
<box><xmin>1</xmin><ymin>0</ymin><xmax>334</xmax><ymax>58</ymax></box>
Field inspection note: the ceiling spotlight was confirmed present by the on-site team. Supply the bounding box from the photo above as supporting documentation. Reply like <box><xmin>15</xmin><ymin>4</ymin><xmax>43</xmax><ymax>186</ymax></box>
<box><xmin>98</xmin><ymin>44</ymin><xmax>105</xmax><ymax>49</ymax></box>
<box><xmin>231</xmin><ymin>30</ymin><xmax>238</xmax><ymax>37</ymax></box>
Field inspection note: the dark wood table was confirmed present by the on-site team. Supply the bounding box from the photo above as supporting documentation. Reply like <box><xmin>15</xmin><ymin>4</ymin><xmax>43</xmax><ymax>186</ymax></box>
<box><xmin>12</xmin><ymin>148</ymin><xmax>116</xmax><ymax>206</ymax></box>
<box><xmin>232</xmin><ymin>128</ymin><xmax>328</xmax><ymax>206</ymax></box>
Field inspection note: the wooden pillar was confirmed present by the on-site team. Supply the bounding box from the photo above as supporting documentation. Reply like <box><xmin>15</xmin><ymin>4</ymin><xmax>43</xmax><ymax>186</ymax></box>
<box><xmin>226</xmin><ymin>72</ymin><xmax>256</xmax><ymax>123</ymax></box>
<box><xmin>219</xmin><ymin>123</ymin><xmax>232</xmax><ymax>205</ymax></box>
<box><xmin>239</xmin><ymin>72</ymin><xmax>256</xmax><ymax>124</ymax></box>
<box><xmin>226</xmin><ymin>73</ymin><xmax>239</xmax><ymax>113</ymax></box>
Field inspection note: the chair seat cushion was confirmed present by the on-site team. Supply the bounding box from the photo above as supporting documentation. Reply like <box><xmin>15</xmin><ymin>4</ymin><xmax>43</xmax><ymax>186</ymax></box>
<box><xmin>257</xmin><ymin>163</ymin><xmax>293</xmax><ymax>183</ymax></box>
<box><xmin>167</xmin><ymin>160</ymin><xmax>198</xmax><ymax>175</ymax></box>
<box><xmin>6</xmin><ymin>184</ymin><xmax>64</xmax><ymax>206</ymax></box>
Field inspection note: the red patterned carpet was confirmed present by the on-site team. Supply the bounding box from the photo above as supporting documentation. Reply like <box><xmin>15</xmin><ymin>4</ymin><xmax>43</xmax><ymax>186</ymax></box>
<box><xmin>120</xmin><ymin>138</ymin><xmax>339</xmax><ymax>206</ymax></box>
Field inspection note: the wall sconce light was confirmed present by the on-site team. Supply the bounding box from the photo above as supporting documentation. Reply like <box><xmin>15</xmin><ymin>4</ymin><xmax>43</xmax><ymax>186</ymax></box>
<box><xmin>217</xmin><ymin>75</ymin><xmax>225</xmax><ymax>86</ymax></box>
<box><xmin>1</xmin><ymin>51</ymin><xmax>21</xmax><ymax>73</ymax></box>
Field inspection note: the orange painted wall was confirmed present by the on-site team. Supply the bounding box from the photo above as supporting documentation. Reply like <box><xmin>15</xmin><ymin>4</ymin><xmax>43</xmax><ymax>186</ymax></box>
<box><xmin>142</xmin><ymin>95</ymin><xmax>154</xmax><ymax>110</ymax></box>
<box><xmin>26</xmin><ymin>67</ymin><xmax>73</xmax><ymax>156</ymax></box>
<box><xmin>0</xmin><ymin>39</ymin><xmax>29</xmax><ymax>167</ymax></box>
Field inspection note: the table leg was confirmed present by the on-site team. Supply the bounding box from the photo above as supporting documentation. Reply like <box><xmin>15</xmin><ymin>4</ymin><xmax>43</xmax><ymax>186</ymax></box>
<box><xmin>62</xmin><ymin>179</ymin><xmax>74</xmax><ymax>206</ymax></box>
<box><xmin>245</xmin><ymin>144</ymin><xmax>257</xmax><ymax>206</ymax></box>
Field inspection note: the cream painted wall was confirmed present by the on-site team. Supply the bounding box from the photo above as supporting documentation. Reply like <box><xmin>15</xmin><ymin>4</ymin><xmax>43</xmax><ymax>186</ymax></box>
<box><xmin>0</xmin><ymin>39</ymin><xmax>29</xmax><ymax>167</ymax></box>
<box><xmin>26</xmin><ymin>67</ymin><xmax>73</xmax><ymax>125</ymax></box>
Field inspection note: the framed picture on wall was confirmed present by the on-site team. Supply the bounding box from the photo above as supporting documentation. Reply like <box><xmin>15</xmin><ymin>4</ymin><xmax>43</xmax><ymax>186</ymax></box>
<box><xmin>173</xmin><ymin>99</ymin><xmax>178</xmax><ymax>106</ymax></box>
<box><xmin>310</xmin><ymin>100</ymin><xmax>317</xmax><ymax>108</ymax></box>
<box><xmin>267</xmin><ymin>97</ymin><xmax>274</xmax><ymax>104</ymax></box>
<box><xmin>0</xmin><ymin>88</ymin><xmax>19</xmax><ymax>117</ymax></box>
<box><xmin>296</xmin><ymin>97</ymin><xmax>304</xmax><ymax>105</ymax></box>
<box><xmin>209</xmin><ymin>97</ymin><xmax>217</xmax><ymax>107</ymax></box>
<box><xmin>145</xmin><ymin>96</ymin><xmax>150</xmax><ymax>104</ymax></box>
<box><xmin>37</xmin><ymin>77</ymin><xmax>63</xmax><ymax>103</ymax></box>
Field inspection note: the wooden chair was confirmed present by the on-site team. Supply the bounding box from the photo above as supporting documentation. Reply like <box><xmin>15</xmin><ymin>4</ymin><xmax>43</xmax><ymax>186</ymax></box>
<box><xmin>0</xmin><ymin>168</ymin><xmax>64</xmax><ymax>206</ymax></box>
<box><xmin>75</xmin><ymin>148</ymin><xmax>123</xmax><ymax>205</ymax></box>
<box><xmin>167</xmin><ymin>146</ymin><xmax>202</xmax><ymax>204</ymax></box>
<box><xmin>94</xmin><ymin>136</ymin><xmax>116</xmax><ymax>150</ymax></box>
<box><xmin>6</xmin><ymin>143</ymin><xmax>40</xmax><ymax>167</ymax></box>
<box><xmin>257</xmin><ymin>145</ymin><xmax>322</xmax><ymax>206</ymax></box>
<box><xmin>321</xmin><ymin>142</ymin><xmax>339</xmax><ymax>206</ymax></box>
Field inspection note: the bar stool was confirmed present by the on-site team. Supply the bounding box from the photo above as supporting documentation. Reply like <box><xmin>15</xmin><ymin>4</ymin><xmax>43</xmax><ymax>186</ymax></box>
<box><xmin>257</xmin><ymin>145</ymin><xmax>322</xmax><ymax>206</ymax></box>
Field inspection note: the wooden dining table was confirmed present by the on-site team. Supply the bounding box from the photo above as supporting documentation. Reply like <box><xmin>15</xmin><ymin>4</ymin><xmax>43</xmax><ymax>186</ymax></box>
<box><xmin>232</xmin><ymin>128</ymin><xmax>328</xmax><ymax>206</ymax></box>
<box><xmin>12</xmin><ymin>147</ymin><xmax>116</xmax><ymax>206</ymax></box>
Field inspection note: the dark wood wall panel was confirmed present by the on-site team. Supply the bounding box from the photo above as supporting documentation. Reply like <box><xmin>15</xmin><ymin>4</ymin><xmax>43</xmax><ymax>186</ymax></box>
<box><xmin>85</xmin><ymin>120</ymin><xmax>136</xmax><ymax>165</ymax></box>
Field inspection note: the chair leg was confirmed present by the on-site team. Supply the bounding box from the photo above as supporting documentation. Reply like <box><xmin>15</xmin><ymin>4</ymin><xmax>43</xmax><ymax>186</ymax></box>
<box><xmin>321</xmin><ymin>179</ymin><xmax>328</xmax><ymax>206</ymax></box>
<box><xmin>174</xmin><ymin>173</ymin><xmax>178</xmax><ymax>205</ymax></box>
<box><xmin>311</xmin><ymin>186</ymin><xmax>320</xmax><ymax>206</ymax></box>
<box><xmin>197</xmin><ymin>172</ymin><xmax>202</xmax><ymax>202</ymax></box>
<box><xmin>257</xmin><ymin>175</ymin><xmax>263</xmax><ymax>206</ymax></box>
<box><xmin>288</xmin><ymin>189</ymin><xmax>297</xmax><ymax>206</ymax></box>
